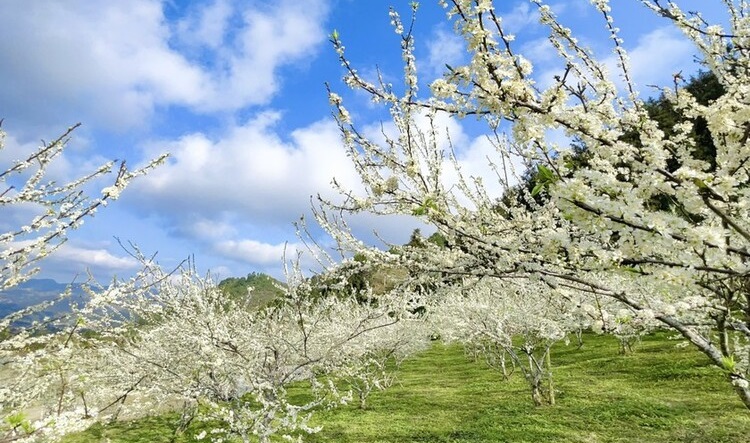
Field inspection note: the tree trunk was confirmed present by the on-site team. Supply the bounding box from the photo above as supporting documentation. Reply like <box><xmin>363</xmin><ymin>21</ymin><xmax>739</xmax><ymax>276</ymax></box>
<box><xmin>731</xmin><ymin>378</ymin><xmax>750</xmax><ymax>410</ymax></box>
<box><xmin>359</xmin><ymin>390</ymin><xmax>367</xmax><ymax>409</ymax></box>
<box><xmin>500</xmin><ymin>352</ymin><xmax>509</xmax><ymax>380</ymax></box>
<box><xmin>530</xmin><ymin>379</ymin><xmax>544</xmax><ymax>407</ymax></box>
<box><xmin>657</xmin><ymin>315</ymin><xmax>750</xmax><ymax>410</ymax></box>
<box><xmin>545</xmin><ymin>349</ymin><xmax>555</xmax><ymax>406</ymax></box>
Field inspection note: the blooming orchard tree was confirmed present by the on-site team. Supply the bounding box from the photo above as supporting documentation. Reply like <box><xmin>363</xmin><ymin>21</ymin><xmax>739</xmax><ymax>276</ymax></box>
<box><xmin>2</xmin><ymin>251</ymin><xmax>421</xmax><ymax>443</ymax></box>
<box><xmin>433</xmin><ymin>277</ymin><xmax>578</xmax><ymax>406</ymax></box>
<box><xmin>0</xmin><ymin>123</ymin><xmax>166</xmax><ymax>291</ymax></box>
<box><xmin>433</xmin><ymin>271</ymin><xmax>667</xmax><ymax>405</ymax></box>
<box><xmin>0</xmin><ymin>123</ymin><xmax>419</xmax><ymax>442</ymax></box>
<box><xmin>0</xmin><ymin>123</ymin><xmax>165</xmax><ymax>442</ymax></box>
<box><xmin>334</xmin><ymin>312</ymin><xmax>429</xmax><ymax>409</ymax></box>
<box><xmin>106</xmin><ymin>264</ymin><xmax>354</xmax><ymax>443</ymax></box>
<box><xmin>323</xmin><ymin>0</ymin><xmax>750</xmax><ymax>408</ymax></box>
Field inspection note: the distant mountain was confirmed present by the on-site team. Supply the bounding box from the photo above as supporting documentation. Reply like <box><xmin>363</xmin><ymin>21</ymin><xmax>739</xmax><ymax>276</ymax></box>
<box><xmin>0</xmin><ymin>279</ymin><xmax>87</xmax><ymax>328</ymax></box>
<box><xmin>1</xmin><ymin>273</ymin><xmax>286</xmax><ymax>329</ymax></box>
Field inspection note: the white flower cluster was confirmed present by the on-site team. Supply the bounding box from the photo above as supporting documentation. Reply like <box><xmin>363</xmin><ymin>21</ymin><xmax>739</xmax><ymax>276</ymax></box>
<box><xmin>0</xmin><ymin>124</ymin><xmax>167</xmax><ymax>290</ymax></box>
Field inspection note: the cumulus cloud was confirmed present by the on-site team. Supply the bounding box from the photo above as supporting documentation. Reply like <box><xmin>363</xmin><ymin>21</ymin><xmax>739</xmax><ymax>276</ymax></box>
<box><xmin>50</xmin><ymin>244</ymin><xmax>140</xmax><ymax>271</ymax></box>
<box><xmin>499</xmin><ymin>2</ymin><xmax>540</xmax><ymax>35</ymax></box>
<box><xmin>125</xmin><ymin>113</ymin><xmax>367</xmax><ymax>271</ymax></box>
<box><xmin>206</xmin><ymin>0</ymin><xmax>329</xmax><ymax>111</ymax></box>
<box><xmin>424</xmin><ymin>25</ymin><xmax>466</xmax><ymax>81</ymax></box>
<box><xmin>178</xmin><ymin>217</ymin><xmax>239</xmax><ymax>242</ymax></box>
<box><xmin>127</xmin><ymin>110</ymin><xmax>510</xmax><ymax>268</ymax></box>
<box><xmin>21</xmin><ymin>241</ymin><xmax>142</xmax><ymax>281</ymax></box>
<box><xmin>0</xmin><ymin>0</ymin><xmax>205</xmax><ymax>133</ymax></box>
<box><xmin>176</xmin><ymin>0</ymin><xmax>233</xmax><ymax>49</ymax></box>
<box><xmin>0</xmin><ymin>0</ymin><xmax>330</xmax><ymax>137</ymax></box>
<box><xmin>214</xmin><ymin>238</ymin><xmax>293</xmax><ymax>266</ymax></box>
<box><xmin>131</xmin><ymin>113</ymin><xmax>358</xmax><ymax>226</ymax></box>
<box><xmin>611</xmin><ymin>27</ymin><xmax>696</xmax><ymax>91</ymax></box>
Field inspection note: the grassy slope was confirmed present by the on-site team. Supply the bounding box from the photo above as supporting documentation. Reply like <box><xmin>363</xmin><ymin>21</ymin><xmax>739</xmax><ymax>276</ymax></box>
<box><xmin>64</xmin><ymin>332</ymin><xmax>750</xmax><ymax>443</ymax></box>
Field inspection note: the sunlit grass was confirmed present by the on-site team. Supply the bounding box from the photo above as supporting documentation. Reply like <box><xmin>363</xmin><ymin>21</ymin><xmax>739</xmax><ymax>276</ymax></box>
<box><xmin>64</xmin><ymin>332</ymin><xmax>750</xmax><ymax>443</ymax></box>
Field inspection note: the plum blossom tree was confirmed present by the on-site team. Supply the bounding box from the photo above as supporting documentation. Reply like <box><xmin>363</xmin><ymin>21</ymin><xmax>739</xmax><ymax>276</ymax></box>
<box><xmin>433</xmin><ymin>277</ymin><xmax>579</xmax><ymax>406</ymax></box>
<box><xmin>333</xmin><ymin>312</ymin><xmax>430</xmax><ymax>409</ymax></box>
<box><xmin>2</xmin><ymin>250</ymin><xmax>423</xmax><ymax>443</ymax></box>
<box><xmin>322</xmin><ymin>0</ymin><xmax>750</xmax><ymax>408</ymax></box>
<box><xmin>0</xmin><ymin>122</ymin><xmax>166</xmax><ymax>291</ymax></box>
<box><xmin>0</xmin><ymin>122</ymin><xmax>165</xmax><ymax>442</ymax></box>
<box><xmin>0</xmin><ymin>122</ymin><xmax>421</xmax><ymax>442</ymax></box>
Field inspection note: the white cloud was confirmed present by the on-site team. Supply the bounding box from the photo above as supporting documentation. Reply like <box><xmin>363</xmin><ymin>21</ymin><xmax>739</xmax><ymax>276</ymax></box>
<box><xmin>424</xmin><ymin>25</ymin><xmax>466</xmax><ymax>81</ymax></box>
<box><xmin>207</xmin><ymin>0</ymin><xmax>329</xmax><ymax>111</ymax></box>
<box><xmin>130</xmin><ymin>113</ymin><xmax>359</xmax><ymax>232</ymax></box>
<box><xmin>210</xmin><ymin>236</ymin><xmax>323</xmax><ymax>280</ymax></box>
<box><xmin>128</xmin><ymin>111</ymin><xmax>465</xmax><ymax>268</ymax></box>
<box><xmin>28</xmin><ymin>242</ymin><xmax>142</xmax><ymax>282</ymax></box>
<box><xmin>214</xmin><ymin>238</ymin><xmax>293</xmax><ymax>266</ymax></box>
<box><xmin>176</xmin><ymin>0</ymin><xmax>233</xmax><ymax>49</ymax></box>
<box><xmin>521</xmin><ymin>37</ymin><xmax>557</xmax><ymax>66</ymax></box>
<box><xmin>612</xmin><ymin>27</ymin><xmax>696</xmax><ymax>91</ymax></box>
<box><xmin>499</xmin><ymin>2</ymin><xmax>540</xmax><ymax>35</ymax></box>
<box><xmin>0</xmin><ymin>0</ymin><xmax>205</xmax><ymax>133</ymax></box>
<box><xmin>0</xmin><ymin>0</ymin><xmax>330</xmax><ymax>137</ymax></box>
<box><xmin>180</xmin><ymin>217</ymin><xmax>238</xmax><ymax>242</ymax></box>
<box><xmin>50</xmin><ymin>245</ymin><xmax>140</xmax><ymax>271</ymax></box>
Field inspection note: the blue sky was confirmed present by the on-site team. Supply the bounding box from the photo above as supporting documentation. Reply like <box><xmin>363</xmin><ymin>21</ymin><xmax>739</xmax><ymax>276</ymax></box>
<box><xmin>0</xmin><ymin>0</ymin><xmax>717</xmax><ymax>282</ymax></box>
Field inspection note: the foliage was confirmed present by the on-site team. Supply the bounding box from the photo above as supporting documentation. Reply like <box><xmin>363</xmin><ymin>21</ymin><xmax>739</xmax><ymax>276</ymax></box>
<box><xmin>433</xmin><ymin>277</ymin><xmax>578</xmax><ymax>406</ymax></box>
<box><xmin>332</xmin><ymin>316</ymin><xmax>430</xmax><ymax>410</ymax></box>
<box><xmin>0</xmin><ymin>123</ymin><xmax>166</xmax><ymax>290</ymax></box>
<box><xmin>7</xmin><ymin>1</ymin><xmax>750</xmax><ymax>441</ymax></box>
<box><xmin>2</xmin><ymin>246</ymin><xmax>430</xmax><ymax>443</ymax></box>
<box><xmin>217</xmin><ymin>272</ymin><xmax>285</xmax><ymax>308</ymax></box>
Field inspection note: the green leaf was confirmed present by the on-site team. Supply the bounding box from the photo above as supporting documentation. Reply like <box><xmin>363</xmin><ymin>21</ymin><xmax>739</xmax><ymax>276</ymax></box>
<box><xmin>4</xmin><ymin>411</ymin><xmax>32</xmax><ymax>434</ymax></box>
<box><xmin>531</xmin><ymin>182</ymin><xmax>545</xmax><ymax>196</ymax></box>
<box><xmin>412</xmin><ymin>197</ymin><xmax>437</xmax><ymax>216</ymax></box>
<box><xmin>537</xmin><ymin>164</ymin><xmax>555</xmax><ymax>182</ymax></box>
<box><xmin>331</xmin><ymin>29</ymin><xmax>340</xmax><ymax>41</ymax></box>
<box><xmin>722</xmin><ymin>355</ymin><xmax>737</xmax><ymax>373</ymax></box>
<box><xmin>5</xmin><ymin>411</ymin><xmax>26</xmax><ymax>427</ymax></box>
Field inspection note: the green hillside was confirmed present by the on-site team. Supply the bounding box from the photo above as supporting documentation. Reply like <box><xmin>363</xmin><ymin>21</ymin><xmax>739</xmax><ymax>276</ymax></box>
<box><xmin>217</xmin><ymin>272</ymin><xmax>285</xmax><ymax>308</ymax></box>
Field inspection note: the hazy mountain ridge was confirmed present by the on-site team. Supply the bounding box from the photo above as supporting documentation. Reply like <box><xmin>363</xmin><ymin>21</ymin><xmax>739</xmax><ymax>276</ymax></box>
<box><xmin>0</xmin><ymin>279</ymin><xmax>88</xmax><ymax>326</ymax></box>
<box><xmin>1</xmin><ymin>273</ymin><xmax>287</xmax><ymax>323</ymax></box>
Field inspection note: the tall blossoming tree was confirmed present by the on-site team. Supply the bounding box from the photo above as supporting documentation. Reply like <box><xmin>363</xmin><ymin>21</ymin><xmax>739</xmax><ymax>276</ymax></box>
<box><xmin>323</xmin><ymin>0</ymin><xmax>750</xmax><ymax>408</ymax></box>
<box><xmin>0</xmin><ymin>123</ymin><xmax>165</xmax><ymax>441</ymax></box>
<box><xmin>0</xmin><ymin>123</ymin><xmax>166</xmax><ymax>291</ymax></box>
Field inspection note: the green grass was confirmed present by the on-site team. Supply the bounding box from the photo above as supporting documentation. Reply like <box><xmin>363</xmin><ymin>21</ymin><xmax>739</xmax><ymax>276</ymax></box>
<box><xmin>64</xmin><ymin>332</ymin><xmax>750</xmax><ymax>442</ymax></box>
